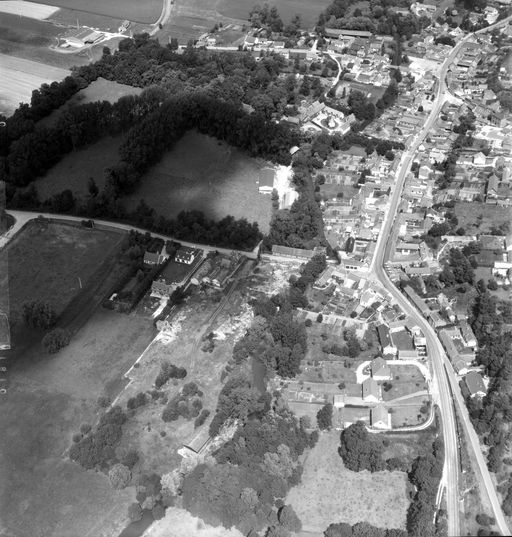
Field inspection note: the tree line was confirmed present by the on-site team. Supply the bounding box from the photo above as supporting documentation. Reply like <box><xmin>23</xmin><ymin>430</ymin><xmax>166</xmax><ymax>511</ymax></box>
<box><xmin>468</xmin><ymin>289</ymin><xmax>512</xmax><ymax>476</ymax></box>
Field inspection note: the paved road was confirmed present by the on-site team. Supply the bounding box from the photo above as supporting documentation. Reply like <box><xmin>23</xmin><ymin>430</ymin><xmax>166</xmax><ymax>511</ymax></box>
<box><xmin>4</xmin><ymin>210</ymin><xmax>259</xmax><ymax>258</ymax></box>
<box><xmin>371</xmin><ymin>15</ymin><xmax>512</xmax><ymax>537</ymax></box>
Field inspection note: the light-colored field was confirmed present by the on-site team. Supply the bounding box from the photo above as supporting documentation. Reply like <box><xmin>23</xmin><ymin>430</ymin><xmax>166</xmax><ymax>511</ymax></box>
<box><xmin>0</xmin><ymin>52</ymin><xmax>69</xmax><ymax>116</ymax></box>
<box><xmin>0</xmin><ymin>0</ymin><xmax>59</xmax><ymax>19</ymax></box>
<box><xmin>144</xmin><ymin>507</ymin><xmax>244</xmax><ymax>537</ymax></box>
<box><xmin>25</xmin><ymin>0</ymin><xmax>162</xmax><ymax>23</ymax></box>
<box><xmin>286</xmin><ymin>432</ymin><xmax>409</xmax><ymax>532</ymax></box>
<box><xmin>0</xmin><ymin>309</ymin><xmax>155</xmax><ymax>537</ymax></box>
<box><xmin>125</xmin><ymin>131</ymin><xmax>273</xmax><ymax>233</ymax></box>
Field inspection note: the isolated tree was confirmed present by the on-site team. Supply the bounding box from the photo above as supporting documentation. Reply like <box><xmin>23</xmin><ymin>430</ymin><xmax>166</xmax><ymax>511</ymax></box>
<box><xmin>317</xmin><ymin>403</ymin><xmax>333</xmax><ymax>430</ymax></box>
<box><xmin>23</xmin><ymin>300</ymin><xmax>56</xmax><ymax>329</ymax></box>
<box><xmin>42</xmin><ymin>328</ymin><xmax>70</xmax><ymax>353</ymax></box>
<box><xmin>109</xmin><ymin>463</ymin><xmax>132</xmax><ymax>489</ymax></box>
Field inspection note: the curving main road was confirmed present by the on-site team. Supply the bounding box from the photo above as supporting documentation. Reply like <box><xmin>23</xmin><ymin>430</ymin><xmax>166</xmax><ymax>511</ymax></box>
<box><xmin>372</xmin><ymin>15</ymin><xmax>512</xmax><ymax>537</ymax></box>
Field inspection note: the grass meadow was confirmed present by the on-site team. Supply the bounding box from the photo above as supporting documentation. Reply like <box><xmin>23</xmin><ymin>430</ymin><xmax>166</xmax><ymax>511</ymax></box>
<box><xmin>124</xmin><ymin>131</ymin><xmax>273</xmax><ymax>233</ymax></box>
<box><xmin>6</xmin><ymin>220</ymin><xmax>120</xmax><ymax>326</ymax></box>
<box><xmin>0</xmin><ymin>309</ymin><xmax>155</xmax><ymax>537</ymax></box>
<box><xmin>454</xmin><ymin>202</ymin><xmax>512</xmax><ymax>235</ymax></box>
<box><xmin>33</xmin><ymin>135</ymin><xmax>123</xmax><ymax>199</ymax></box>
<box><xmin>286</xmin><ymin>431</ymin><xmax>410</xmax><ymax>532</ymax></box>
<box><xmin>40</xmin><ymin>78</ymin><xmax>143</xmax><ymax>128</ymax></box>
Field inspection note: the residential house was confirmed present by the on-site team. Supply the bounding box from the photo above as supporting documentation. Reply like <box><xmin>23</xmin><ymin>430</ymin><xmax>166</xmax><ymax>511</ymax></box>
<box><xmin>370</xmin><ymin>357</ymin><xmax>392</xmax><ymax>381</ymax></box>
<box><xmin>362</xmin><ymin>377</ymin><xmax>380</xmax><ymax>403</ymax></box>
<box><xmin>371</xmin><ymin>404</ymin><xmax>391</xmax><ymax>429</ymax></box>
<box><xmin>175</xmin><ymin>248</ymin><xmax>197</xmax><ymax>265</ymax></box>
<box><xmin>377</xmin><ymin>324</ymin><xmax>397</xmax><ymax>355</ymax></box>
<box><xmin>403</xmin><ymin>286</ymin><xmax>430</xmax><ymax>317</ymax></box>
<box><xmin>462</xmin><ymin>371</ymin><xmax>487</xmax><ymax>398</ymax></box>
<box><xmin>143</xmin><ymin>251</ymin><xmax>162</xmax><ymax>265</ymax></box>
<box><xmin>459</xmin><ymin>319</ymin><xmax>477</xmax><ymax>348</ymax></box>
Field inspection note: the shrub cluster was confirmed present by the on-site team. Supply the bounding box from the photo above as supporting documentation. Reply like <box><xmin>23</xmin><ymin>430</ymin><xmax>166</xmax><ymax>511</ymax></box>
<box><xmin>155</xmin><ymin>362</ymin><xmax>187</xmax><ymax>388</ymax></box>
<box><xmin>69</xmin><ymin>406</ymin><xmax>127</xmax><ymax>469</ymax></box>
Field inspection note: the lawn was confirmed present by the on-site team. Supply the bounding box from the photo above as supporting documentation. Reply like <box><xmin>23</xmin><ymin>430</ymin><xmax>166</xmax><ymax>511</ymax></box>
<box><xmin>454</xmin><ymin>202</ymin><xmax>512</xmax><ymax>235</ymax></box>
<box><xmin>390</xmin><ymin>402</ymin><xmax>429</xmax><ymax>428</ymax></box>
<box><xmin>381</xmin><ymin>428</ymin><xmax>438</xmax><ymax>468</ymax></box>
<box><xmin>26</xmin><ymin>0</ymin><xmax>163</xmax><ymax>23</ymax></box>
<box><xmin>6</xmin><ymin>220</ymin><xmax>121</xmax><ymax>327</ymax></box>
<box><xmin>0</xmin><ymin>309</ymin><xmax>156</xmax><ymax>537</ymax></box>
<box><xmin>286</xmin><ymin>431</ymin><xmax>410</xmax><ymax>532</ymax></box>
<box><xmin>124</xmin><ymin>130</ymin><xmax>273</xmax><ymax>233</ymax></box>
<box><xmin>382</xmin><ymin>364</ymin><xmax>428</xmax><ymax>402</ymax></box>
<box><xmin>32</xmin><ymin>135</ymin><xmax>123</xmax><ymax>199</ymax></box>
<box><xmin>40</xmin><ymin>78</ymin><xmax>142</xmax><ymax>128</ymax></box>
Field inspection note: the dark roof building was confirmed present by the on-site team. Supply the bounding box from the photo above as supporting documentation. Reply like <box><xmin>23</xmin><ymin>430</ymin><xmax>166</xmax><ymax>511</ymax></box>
<box><xmin>462</xmin><ymin>371</ymin><xmax>487</xmax><ymax>398</ymax></box>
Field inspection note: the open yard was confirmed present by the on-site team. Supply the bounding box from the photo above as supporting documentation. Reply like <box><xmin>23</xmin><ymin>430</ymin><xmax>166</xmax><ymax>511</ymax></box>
<box><xmin>454</xmin><ymin>202</ymin><xmax>512</xmax><ymax>235</ymax></box>
<box><xmin>26</xmin><ymin>0</ymin><xmax>163</xmax><ymax>23</ymax></box>
<box><xmin>382</xmin><ymin>364</ymin><xmax>428</xmax><ymax>401</ymax></box>
<box><xmin>124</xmin><ymin>131</ymin><xmax>273</xmax><ymax>233</ymax></box>
<box><xmin>286</xmin><ymin>431</ymin><xmax>409</xmax><ymax>532</ymax></box>
<box><xmin>0</xmin><ymin>307</ymin><xmax>156</xmax><ymax>537</ymax></box>
<box><xmin>32</xmin><ymin>135</ymin><xmax>123</xmax><ymax>199</ymax></box>
<box><xmin>6</xmin><ymin>220</ymin><xmax>121</xmax><ymax>327</ymax></box>
<box><xmin>0</xmin><ymin>51</ymin><xmax>69</xmax><ymax>116</ymax></box>
<box><xmin>381</xmin><ymin>428</ymin><xmax>438</xmax><ymax>468</ymax></box>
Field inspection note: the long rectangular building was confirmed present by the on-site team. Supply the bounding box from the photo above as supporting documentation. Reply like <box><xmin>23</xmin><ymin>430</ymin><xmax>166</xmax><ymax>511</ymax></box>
<box><xmin>403</xmin><ymin>285</ymin><xmax>430</xmax><ymax>317</ymax></box>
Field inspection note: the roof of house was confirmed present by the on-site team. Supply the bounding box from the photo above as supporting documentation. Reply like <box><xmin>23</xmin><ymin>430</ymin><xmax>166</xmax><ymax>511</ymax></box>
<box><xmin>272</xmin><ymin>245</ymin><xmax>317</xmax><ymax>259</ymax></box>
<box><xmin>362</xmin><ymin>377</ymin><xmax>379</xmax><ymax>399</ymax></box>
<box><xmin>371</xmin><ymin>404</ymin><xmax>388</xmax><ymax>424</ymax></box>
<box><xmin>464</xmin><ymin>371</ymin><xmax>486</xmax><ymax>396</ymax></box>
<box><xmin>143</xmin><ymin>251</ymin><xmax>161</xmax><ymax>264</ymax></box>
<box><xmin>371</xmin><ymin>357</ymin><xmax>390</xmax><ymax>377</ymax></box>
<box><xmin>377</xmin><ymin>324</ymin><xmax>392</xmax><ymax>348</ymax></box>
<box><xmin>259</xmin><ymin>168</ymin><xmax>275</xmax><ymax>188</ymax></box>
<box><xmin>391</xmin><ymin>328</ymin><xmax>414</xmax><ymax>351</ymax></box>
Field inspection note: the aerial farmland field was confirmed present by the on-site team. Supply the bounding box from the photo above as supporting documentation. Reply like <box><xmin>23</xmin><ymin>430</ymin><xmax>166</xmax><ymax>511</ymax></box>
<box><xmin>173</xmin><ymin>0</ymin><xmax>328</xmax><ymax>29</ymax></box>
<box><xmin>25</xmin><ymin>0</ymin><xmax>163</xmax><ymax>23</ymax></box>
<box><xmin>0</xmin><ymin>51</ymin><xmax>69</xmax><ymax>116</ymax></box>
